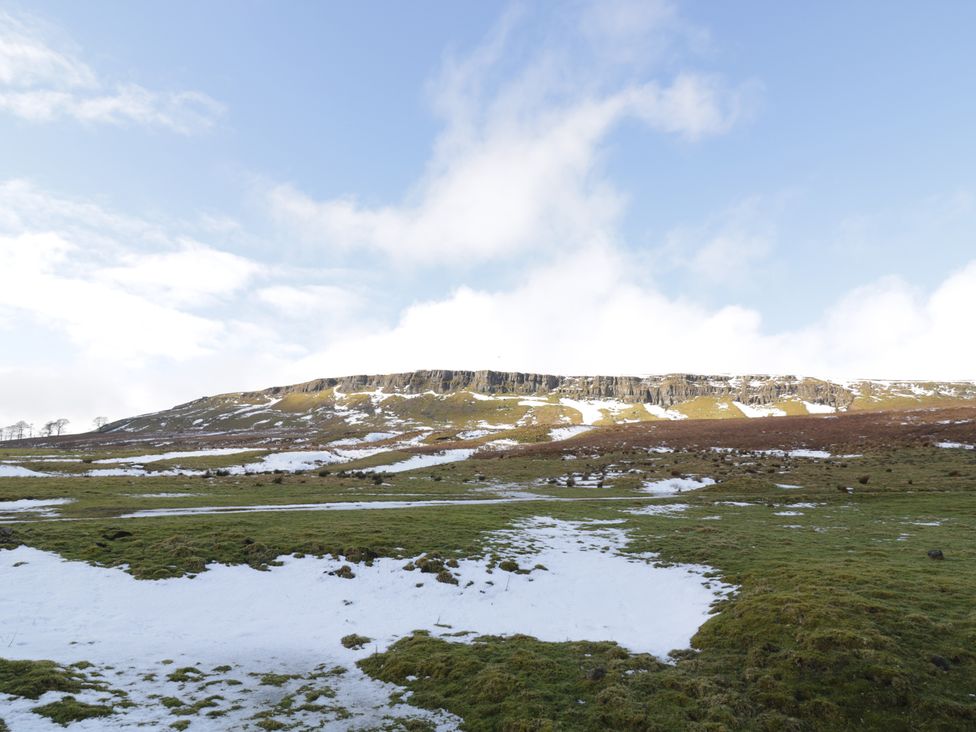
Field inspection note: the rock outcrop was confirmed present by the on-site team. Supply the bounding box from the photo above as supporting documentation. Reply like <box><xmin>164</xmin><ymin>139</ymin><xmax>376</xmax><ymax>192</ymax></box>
<box><xmin>246</xmin><ymin>370</ymin><xmax>855</xmax><ymax>409</ymax></box>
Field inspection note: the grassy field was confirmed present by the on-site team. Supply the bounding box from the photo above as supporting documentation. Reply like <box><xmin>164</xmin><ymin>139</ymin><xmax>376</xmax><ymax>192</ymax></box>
<box><xmin>2</xmin><ymin>437</ymin><xmax>975</xmax><ymax>730</ymax></box>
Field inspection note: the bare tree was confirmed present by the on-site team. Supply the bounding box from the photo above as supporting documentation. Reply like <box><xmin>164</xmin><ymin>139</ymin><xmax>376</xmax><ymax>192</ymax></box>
<box><xmin>93</xmin><ymin>416</ymin><xmax>108</xmax><ymax>430</ymax></box>
<box><xmin>54</xmin><ymin>418</ymin><xmax>70</xmax><ymax>436</ymax></box>
<box><xmin>41</xmin><ymin>420</ymin><xmax>56</xmax><ymax>437</ymax></box>
<box><xmin>12</xmin><ymin>420</ymin><xmax>29</xmax><ymax>440</ymax></box>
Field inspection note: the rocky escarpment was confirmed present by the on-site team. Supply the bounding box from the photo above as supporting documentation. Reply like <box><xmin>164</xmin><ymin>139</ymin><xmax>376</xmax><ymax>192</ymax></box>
<box><xmin>247</xmin><ymin>370</ymin><xmax>854</xmax><ymax>409</ymax></box>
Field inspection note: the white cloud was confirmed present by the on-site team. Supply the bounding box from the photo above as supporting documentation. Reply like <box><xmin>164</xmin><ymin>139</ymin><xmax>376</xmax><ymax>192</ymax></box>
<box><xmin>0</xmin><ymin>11</ymin><xmax>222</xmax><ymax>132</ymax></box>
<box><xmin>0</xmin><ymin>232</ymin><xmax>222</xmax><ymax>361</ymax></box>
<box><xmin>267</xmin><ymin>5</ymin><xmax>754</xmax><ymax>265</ymax></box>
<box><xmin>286</xmin><ymin>249</ymin><xmax>976</xmax><ymax>383</ymax></box>
<box><xmin>98</xmin><ymin>242</ymin><xmax>261</xmax><ymax>307</ymax></box>
<box><xmin>0</xmin><ymin>11</ymin><xmax>95</xmax><ymax>88</ymax></box>
<box><xmin>256</xmin><ymin>285</ymin><xmax>362</xmax><ymax>318</ymax></box>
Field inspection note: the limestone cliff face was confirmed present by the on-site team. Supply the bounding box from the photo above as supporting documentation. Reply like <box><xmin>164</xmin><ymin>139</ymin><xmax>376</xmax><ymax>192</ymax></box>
<box><xmin>248</xmin><ymin>370</ymin><xmax>855</xmax><ymax>409</ymax></box>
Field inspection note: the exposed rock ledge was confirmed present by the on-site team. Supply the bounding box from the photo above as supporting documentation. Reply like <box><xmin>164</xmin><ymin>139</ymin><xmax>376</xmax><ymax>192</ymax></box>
<box><xmin>246</xmin><ymin>370</ymin><xmax>854</xmax><ymax>409</ymax></box>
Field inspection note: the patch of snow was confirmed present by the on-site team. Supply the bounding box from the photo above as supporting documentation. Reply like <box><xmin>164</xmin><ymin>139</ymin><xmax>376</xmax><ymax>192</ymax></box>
<box><xmin>774</xmin><ymin>511</ymin><xmax>804</xmax><ymax>516</ymax></box>
<box><xmin>330</xmin><ymin>432</ymin><xmax>401</xmax><ymax>446</ymax></box>
<box><xmin>517</xmin><ymin>397</ymin><xmax>551</xmax><ymax>407</ymax></box>
<box><xmin>127</xmin><ymin>492</ymin><xmax>203</xmax><ymax>499</ymax></box>
<box><xmin>0</xmin><ymin>518</ymin><xmax>730</xmax><ymax>683</ymax></box>
<box><xmin>0</xmin><ymin>498</ymin><xmax>73</xmax><ymax>515</ymax></box>
<box><xmin>94</xmin><ymin>448</ymin><xmax>262</xmax><ymax>465</ymax></box>
<box><xmin>549</xmin><ymin>425</ymin><xmax>593</xmax><ymax>441</ymax></box>
<box><xmin>641</xmin><ymin>476</ymin><xmax>716</xmax><ymax>496</ymax></box>
<box><xmin>457</xmin><ymin>429</ymin><xmax>492</xmax><ymax>439</ymax></box>
<box><xmin>935</xmin><ymin>441</ymin><xmax>975</xmax><ymax>450</ymax></box>
<box><xmin>467</xmin><ymin>391</ymin><xmax>515</xmax><ymax>401</ymax></box>
<box><xmin>803</xmin><ymin>401</ymin><xmax>837</xmax><ymax>414</ymax></box>
<box><xmin>0</xmin><ymin>465</ymin><xmax>50</xmax><ymax>477</ymax></box>
<box><xmin>775</xmin><ymin>484</ymin><xmax>802</xmax><ymax>489</ymax></box>
<box><xmin>366</xmin><ymin>449</ymin><xmax>475</xmax><ymax>474</ymax></box>
<box><xmin>758</xmin><ymin>449</ymin><xmax>833</xmax><ymax>459</ymax></box>
<box><xmin>733</xmin><ymin>402</ymin><xmax>787</xmax><ymax>418</ymax></box>
<box><xmin>481</xmin><ymin>439</ymin><xmax>520</xmax><ymax>450</ymax></box>
<box><xmin>559</xmin><ymin>398</ymin><xmax>608</xmax><ymax>425</ymax></box>
<box><xmin>625</xmin><ymin>503</ymin><xmax>690</xmax><ymax>517</ymax></box>
<box><xmin>363</xmin><ymin>431</ymin><xmax>396</xmax><ymax>442</ymax></box>
<box><xmin>644</xmin><ymin>404</ymin><xmax>687</xmax><ymax>421</ymax></box>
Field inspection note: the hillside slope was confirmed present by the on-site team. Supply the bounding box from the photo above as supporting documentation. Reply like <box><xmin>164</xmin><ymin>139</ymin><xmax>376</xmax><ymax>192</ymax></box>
<box><xmin>98</xmin><ymin>370</ymin><xmax>976</xmax><ymax>441</ymax></box>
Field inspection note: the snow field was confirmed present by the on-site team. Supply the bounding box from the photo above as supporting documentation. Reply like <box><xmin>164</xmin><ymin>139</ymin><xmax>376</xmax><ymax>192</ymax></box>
<box><xmin>0</xmin><ymin>517</ymin><xmax>731</xmax><ymax>729</ymax></box>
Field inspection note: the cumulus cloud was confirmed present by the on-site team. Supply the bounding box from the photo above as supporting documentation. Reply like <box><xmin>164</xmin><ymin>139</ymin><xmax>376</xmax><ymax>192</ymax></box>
<box><xmin>0</xmin><ymin>11</ymin><xmax>222</xmax><ymax>132</ymax></box>
<box><xmin>256</xmin><ymin>285</ymin><xmax>363</xmax><ymax>319</ymax></box>
<box><xmin>286</xmin><ymin>250</ymin><xmax>976</xmax><ymax>382</ymax></box>
<box><xmin>0</xmin><ymin>231</ymin><xmax>223</xmax><ymax>361</ymax></box>
<box><xmin>267</xmin><ymin>4</ymin><xmax>755</xmax><ymax>265</ymax></box>
<box><xmin>0</xmin><ymin>181</ymin><xmax>266</xmax><ymax>365</ymax></box>
<box><xmin>0</xmin><ymin>180</ymin><xmax>339</xmax><ymax>428</ymax></box>
<box><xmin>98</xmin><ymin>243</ymin><xmax>261</xmax><ymax>308</ymax></box>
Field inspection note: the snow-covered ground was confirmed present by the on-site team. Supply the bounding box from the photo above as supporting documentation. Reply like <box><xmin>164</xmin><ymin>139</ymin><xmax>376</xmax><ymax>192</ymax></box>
<box><xmin>115</xmin><ymin>494</ymin><xmax>682</xmax><ymax>520</ymax></box>
<box><xmin>363</xmin><ymin>449</ymin><xmax>476</xmax><ymax>473</ymax></box>
<box><xmin>0</xmin><ymin>517</ymin><xmax>730</xmax><ymax>730</ymax></box>
<box><xmin>625</xmin><ymin>503</ymin><xmax>691</xmax><ymax>517</ymax></box>
<box><xmin>94</xmin><ymin>447</ymin><xmax>263</xmax><ymax>464</ymax></box>
<box><xmin>640</xmin><ymin>476</ymin><xmax>716</xmax><ymax>496</ymax></box>
<box><xmin>733</xmin><ymin>402</ymin><xmax>787</xmax><ymax>418</ymax></box>
<box><xmin>558</xmin><ymin>398</ymin><xmax>634</xmax><ymax>425</ymax></box>
<box><xmin>756</xmin><ymin>448</ymin><xmax>834</xmax><ymax>459</ymax></box>
<box><xmin>644</xmin><ymin>404</ymin><xmax>688</xmax><ymax>421</ymax></box>
<box><xmin>549</xmin><ymin>425</ymin><xmax>593</xmax><ymax>441</ymax></box>
<box><xmin>0</xmin><ymin>498</ymin><xmax>74</xmax><ymax>519</ymax></box>
<box><xmin>0</xmin><ymin>465</ymin><xmax>50</xmax><ymax>477</ymax></box>
<box><xmin>802</xmin><ymin>401</ymin><xmax>837</xmax><ymax>414</ymax></box>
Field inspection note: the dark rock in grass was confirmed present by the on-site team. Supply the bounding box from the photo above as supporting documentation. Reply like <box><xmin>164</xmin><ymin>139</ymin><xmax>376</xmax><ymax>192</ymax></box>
<box><xmin>931</xmin><ymin>655</ymin><xmax>951</xmax><ymax>671</ymax></box>
<box><xmin>927</xmin><ymin>549</ymin><xmax>945</xmax><ymax>560</ymax></box>
<box><xmin>857</xmin><ymin>475</ymin><xmax>870</xmax><ymax>485</ymax></box>
<box><xmin>586</xmin><ymin>667</ymin><xmax>606</xmax><ymax>681</ymax></box>
<box><xmin>102</xmin><ymin>530</ymin><xmax>132</xmax><ymax>541</ymax></box>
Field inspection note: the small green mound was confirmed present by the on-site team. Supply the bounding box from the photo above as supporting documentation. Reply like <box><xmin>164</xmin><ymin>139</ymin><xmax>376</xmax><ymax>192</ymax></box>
<box><xmin>341</xmin><ymin>634</ymin><xmax>372</xmax><ymax>650</ymax></box>
<box><xmin>31</xmin><ymin>696</ymin><xmax>114</xmax><ymax>726</ymax></box>
<box><xmin>166</xmin><ymin>666</ymin><xmax>205</xmax><ymax>683</ymax></box>
<box><xmin>0</xmin><ymin>658</ymin><xmax>93</xmax><ymax>699</ymax></box>
<box><xmin>258</xmin><ymin>672</ymin><xmax>298</xmax><ymax>687</ymax></box>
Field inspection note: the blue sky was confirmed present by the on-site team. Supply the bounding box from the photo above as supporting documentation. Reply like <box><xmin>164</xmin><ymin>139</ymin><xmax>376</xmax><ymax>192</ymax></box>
<box><xmin>1</xmin><ymin>1</ymin><xmax>975</xmax><ymax>430</ymax></box>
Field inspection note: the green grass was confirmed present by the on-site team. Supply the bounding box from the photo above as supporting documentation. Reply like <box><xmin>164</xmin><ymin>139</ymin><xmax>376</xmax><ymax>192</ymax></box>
<box><xmin>0</xmin><ymin>658</ymin><xmax>103</xmax><ymax>699</ymax></box>
<box><xmin>3</xmin><ymin>443</ymin><xmax>976</xmax><ymax>729</ymax></box>
<box><xmin>357</xmin><ymin>449</ymin><xmax>976</xmax><ymax>731</ymax></box>
<box><xmin>31</xmin><ymin>696</ymin><xmax>115</xmax><ymax>726</ymax></box>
